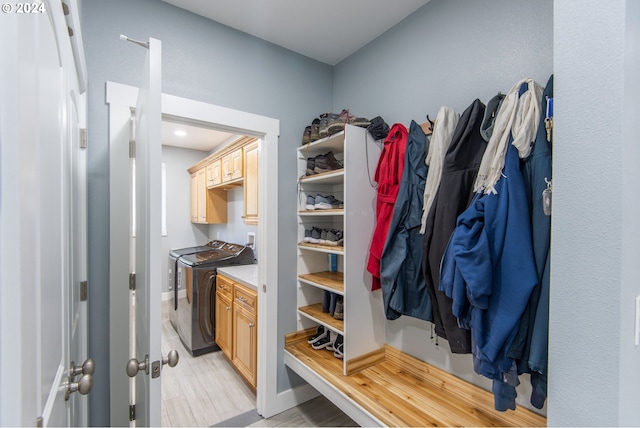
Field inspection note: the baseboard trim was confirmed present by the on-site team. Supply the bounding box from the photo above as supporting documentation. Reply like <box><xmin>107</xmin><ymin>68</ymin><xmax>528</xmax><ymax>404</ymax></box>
<box><xmin>161</xmin><ymin>289</ymin><xmax>185</xmax><ymax>301</ymax></box>
<box><xmin>260</xmin><ymin>383</ymin><xmax>319</xmax><ymax>419</ymax></box>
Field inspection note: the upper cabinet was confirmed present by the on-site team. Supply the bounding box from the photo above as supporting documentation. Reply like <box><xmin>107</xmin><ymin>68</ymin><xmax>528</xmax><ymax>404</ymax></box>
<box><xmin>243</xmin><ymin>141</ymin><xmax>258</xmax><ymax>224</ymax></box>
<box><xmin>222</xmin><ymin>148</ymin><xmax>243</xmax><ymax>184</ymax></box>
<box><xmin>206</xmin><ymin>159</ymin><xmax>222</xmax><ymax>188</ymax></box>
<box><xmin>191</xmin><ymin>167</ymin><xmax>226</xmax><ymax>224</ymax></box>
<box><xmin>188</xmin><ymin>136</ymin><xmax>258</xmax><ymax>224</ymax></box>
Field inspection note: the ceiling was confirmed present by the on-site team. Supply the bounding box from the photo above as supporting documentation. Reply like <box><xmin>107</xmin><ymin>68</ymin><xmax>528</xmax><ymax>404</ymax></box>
<box><xmin>160</xmin><ymin>0</ymin><xmax>430</xmax><ymax>151</ymax></box>
<box><xmin>162</xmin><ymin>119</ymin><xmax>237</xmax><ymax>152</ymax></box>
<box><xmin>161</xmin><ymin>0</ymin><xmax>430</xmax><ymax>66</ymax></box>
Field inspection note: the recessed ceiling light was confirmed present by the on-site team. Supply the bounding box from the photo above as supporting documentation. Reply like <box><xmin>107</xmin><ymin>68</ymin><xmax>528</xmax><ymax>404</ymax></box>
<box><xmin>174</xmin><ymin>130</ymin><xmax>187</xmax><ymax>137</ymax></box>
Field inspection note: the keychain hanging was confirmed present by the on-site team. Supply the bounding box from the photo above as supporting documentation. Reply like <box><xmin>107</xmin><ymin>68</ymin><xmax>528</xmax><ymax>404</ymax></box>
<box><xmin>542</xmin><ymin>177</ymin><xmax>552</xmax><ymax>216</ymax></box>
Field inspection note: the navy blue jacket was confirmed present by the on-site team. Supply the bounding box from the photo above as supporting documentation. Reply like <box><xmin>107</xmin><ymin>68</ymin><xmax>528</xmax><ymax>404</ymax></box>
<box><xmin>440</xmin><ymin>142</ymin><xmax>538</xmax><ymax>410</ymax></box>
<box><xmin>380</xmin><ymin>121</ymin><xmax>431</xmax><ymax>321</ymax></box>
<box><xmin>508</xmin><ymin>74</ymin><xmax>553</xmax><ymax>409</ymax></box>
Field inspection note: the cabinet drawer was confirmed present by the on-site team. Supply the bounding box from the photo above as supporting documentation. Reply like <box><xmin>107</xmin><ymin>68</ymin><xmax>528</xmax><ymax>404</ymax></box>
<box><xmin>217</xmin><ymin>275</ymin><xmax>233</xmax><ymax>299</ymax></box>
<box><xmin>234</xmin><ymin>285</ymin><xmax>256</xmax><ymax>314</ymax></box>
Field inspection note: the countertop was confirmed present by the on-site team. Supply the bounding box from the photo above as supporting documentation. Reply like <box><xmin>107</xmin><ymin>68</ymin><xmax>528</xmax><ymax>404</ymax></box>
<box><xmin>217</xmin><ymin>264</ymin><xmax>258</xmax><ymax>291</ymax></box>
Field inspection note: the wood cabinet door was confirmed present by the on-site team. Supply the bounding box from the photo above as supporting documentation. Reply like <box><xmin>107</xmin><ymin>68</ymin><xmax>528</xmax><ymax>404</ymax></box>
<box><xmin>221</xmin><ymin>154</ymin><xmax>232</xmax><ymax>182</ymax></box>
<box><xmin>243</xmin><ymin>142</ymin><xmax>258</xmax><ymax>224</ymax></box>
<box><xmin>196</xmin><ymin>168</ymin><xmax>206</xmax><ymax>222</ymax></box>
<box><xmin>232</xmin><ymin>305</ymin><xmax>257</xmax><ymax>388</ymax></box>
<box><xmin>190</xmin><ymin>172</ymin><xmax>198</xmax><ymax>222</ymax></box>
<box><xmin>212</xmin><ymin>159</ymin><xmax>222</xmax><ymax>186</ymax></box>
<box><xmin>206</xmin><ymin>159</ymin><xmax>221</xmax><ymax>187</ymax></box>
<box><xmin>230</xmin><ymin>148</ymin><xmax>243</xmax><ymax>180</ymax></box>
<box><xmin>215</xmin><ymin>291</ymin><xmax>233</xmax><ymax>360</ymax></box>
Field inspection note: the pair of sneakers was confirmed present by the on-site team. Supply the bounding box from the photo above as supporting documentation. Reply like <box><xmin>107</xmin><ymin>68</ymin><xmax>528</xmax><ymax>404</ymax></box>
<box><xmin>321</xmin><ymin>110</ymin><xmax>371</xmax><ymax>138</ymax></box>
<box><xmin>305</xmin><ymin>194</ymin><xmax>343</xmax><ymax>210</ymax></box>
<box><xmin>307</xmin><ymin>326</ymin><xmax>344</xmax><ymax>359</ymax></box>
<box><xmin>305</xmin><ymin>151</ymin><xmax>343</xmax><ymax>176</ymax></box>
<box><xmin>303</xmin><ymin>227</ymin><xmax>343</xmax><ymax>246</ymax></box>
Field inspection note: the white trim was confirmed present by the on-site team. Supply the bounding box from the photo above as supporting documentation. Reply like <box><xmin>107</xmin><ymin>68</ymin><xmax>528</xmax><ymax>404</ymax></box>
<box><xmin>106</xmin><ymin>81</ymin><xmax>281</xmax><ymax>418</ymax></box>
<box><xmin>161</xmin><ymin>289</ymin><xmax>185</xmax><ymax>301</ymax></box>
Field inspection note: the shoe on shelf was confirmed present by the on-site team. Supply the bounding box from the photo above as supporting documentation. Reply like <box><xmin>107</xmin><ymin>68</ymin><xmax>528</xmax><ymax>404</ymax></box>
<box><xmin>314</xmin><ymin>151</ymin><xmax>343</xmax><ymax>174</ymax></box>
<box><xmin>309</xmin><ymin>227</ymin><xmax>322</xmax><ymax>244</ymax></box>
<box><xmin>306</xmin><ymin>157</ymin><xmax>317</xmax><ymax>176</ymax></box>
<box><xmin>334</xmin><ymin>298</ymin><xmax>344</xmax><ymax>320</ymax></box>
<box><xmin>327</xmin><ymin>334</ymin><xmax>344</xmax><ymax>359</ymax></box>
<box><xmin>305</xmin><ymin>194</ymin><xmax>316</xmax><ymax>210</ymax></box>
<box><xmin>303</xmin><ymin>228</ymin><xmax>313</xmax><ymax>243</ymax></box>
<box><xmin>319</xmin><ymin>112</ymin><xmax>340</xmax><ymax>138</ymax></box>
<box><xmin>301</xmin><ymin>125</ymin><xmax>312</xmax><ymax>145</ymax></box>
<box><xmin>333</xmin><ymin>336</ymin><xmax>344</xmax><ymax>359</ymax></box>
<box><xmin>315</xmin><ymin>194</ymin><xmax>343</xmax><ymax>210</ymax></box>
<box><xmin>310</xmin><ymin>118</ymin><xmax>321</xmax><ymax>142</ymax></box>
<box><xmin>327</xmin><ymin>109</ymin><xmax>371</xmax><ymax>135</ymax></box>
<box><xmin>326</xmin><ymin>331</ymin><xmax>340</xmax><ymax>352</ymax></box>
<box><xmin>325</xmin><ymin>229</ymin><xmax>339</xmax><ymax>246</ymax></box>
<box><xmin>307</xmin><ymin>325</ymin><xmax>326</xmax><ymax>344</ymax></box>
<box><xmin>320</xmin><ymin>229</ymin><xmax>329</xmax><ymax>245</ymax></box>
<box><xmin>311</xmin><ymin>329</ymin><xmax>333</xmax><ymax>350</ymax></box>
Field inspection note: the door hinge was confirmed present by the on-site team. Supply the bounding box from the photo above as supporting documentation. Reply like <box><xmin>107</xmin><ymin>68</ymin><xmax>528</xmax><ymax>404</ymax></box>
<box><xmin>80</xmin><ymin>280</ymin><xmax>88</xmax><ymax>301</ymax></box>
<box><xmin>129</xmin><ymin>404</ymin><xmax>135</xmax><ymax>422</ymax></box>
<box><xmin>79</xmin><ymin>128</ymin><xmax>87</xmax><ymax>149</ymax></box>
<box><xmin>129</xmin><ymin>113</ymin><xmax>135</xmax><ymax>158</ymax></box>
<box><xmin>129</xmin><ymin>273</ymin><xmax>136</xmax><ymax>291</ymax></box>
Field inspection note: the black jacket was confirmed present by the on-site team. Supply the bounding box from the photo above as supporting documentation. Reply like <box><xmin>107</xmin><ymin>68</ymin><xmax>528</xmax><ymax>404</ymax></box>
<box><xmin>422</xmin><ymin>99</ymin><xmax>487</xmax><ymax>353</ymax></box>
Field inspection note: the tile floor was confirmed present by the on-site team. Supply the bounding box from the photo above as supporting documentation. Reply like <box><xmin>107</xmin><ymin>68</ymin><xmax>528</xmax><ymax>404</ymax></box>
<box><xmin>160</xmin><ymin>300</ymin><xmax>357</xmax><ymax>427</ymax></box>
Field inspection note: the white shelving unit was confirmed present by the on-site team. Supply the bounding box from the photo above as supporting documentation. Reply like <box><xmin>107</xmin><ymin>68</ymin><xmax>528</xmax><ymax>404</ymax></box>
<box><xmin>290</xmin><ymin>124</ymin><xmax>385</xmax><ymax>376</ymax></box>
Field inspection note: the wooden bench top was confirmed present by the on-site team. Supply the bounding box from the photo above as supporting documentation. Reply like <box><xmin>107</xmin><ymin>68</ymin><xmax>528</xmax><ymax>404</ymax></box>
<box><xmin>285</xmin><ymin>331</ymin><xmax>546</xmax><ymax>427</ymax></box>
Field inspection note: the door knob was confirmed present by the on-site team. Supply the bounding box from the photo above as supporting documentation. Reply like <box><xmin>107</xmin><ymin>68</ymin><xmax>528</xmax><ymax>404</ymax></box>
<box><xmin>70</xmin><ymin>358</ymin><xmax>95</xmax><ymax>377</ymax></box>
<box><xmin>126</xmin><ymin>354</ymin><xmax>149</xmax><ymax>377</ymax></box>
<box><xmin>162</xmin><ymin>350</ymin><xmax>179</xmax><ymax>368</ymax></box>
<box><xmin>64</xmin><ymin>374</ymin><xmax>93</xmax><ymax>401</ymax></box>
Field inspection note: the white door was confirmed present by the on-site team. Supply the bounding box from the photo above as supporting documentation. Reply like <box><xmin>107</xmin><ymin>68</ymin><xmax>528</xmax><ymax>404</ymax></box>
<box><xmin>128</xmin><ymin>37</ymin><xmax>165</xmax><ymax>427</ymax></box>
<box><xmin>0</xmin><ymin>1</ymin><xmax>89</xmax><ymax>426</ymax></box>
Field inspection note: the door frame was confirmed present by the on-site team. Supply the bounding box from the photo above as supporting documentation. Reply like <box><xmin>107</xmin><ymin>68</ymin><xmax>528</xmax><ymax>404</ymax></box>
<box><xmin>107</xmin><ymin>82</ymin><xmax>280</xmax><ymax>423</ymax></box>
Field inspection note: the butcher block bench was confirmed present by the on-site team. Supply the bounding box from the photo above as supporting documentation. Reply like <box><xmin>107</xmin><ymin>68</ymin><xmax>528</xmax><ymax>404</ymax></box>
<box><xmin>284</xmin><ymin>329</ymin><xmax>546</xmax><ymax>427</ymax></box>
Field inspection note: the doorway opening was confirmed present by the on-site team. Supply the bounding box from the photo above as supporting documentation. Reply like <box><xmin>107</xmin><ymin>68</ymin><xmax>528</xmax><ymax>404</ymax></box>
<box><xmin>107</xmin><ymin>81</ymin><xmax>279</xmax><ymax>427</ymax></box>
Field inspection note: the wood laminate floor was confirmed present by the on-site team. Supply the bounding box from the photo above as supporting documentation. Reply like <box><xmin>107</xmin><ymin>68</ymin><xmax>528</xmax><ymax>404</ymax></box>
<box><xmin>161</xmin><ymin>300</ymin><xmax>357</xmax><ymax>427</ymax></box>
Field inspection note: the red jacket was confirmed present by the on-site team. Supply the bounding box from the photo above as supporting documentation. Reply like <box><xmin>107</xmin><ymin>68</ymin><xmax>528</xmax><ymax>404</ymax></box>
<box><xmin>367</xmin><ymin>123</ymin><xmax>408</xmax><ymax>290</ymax></box>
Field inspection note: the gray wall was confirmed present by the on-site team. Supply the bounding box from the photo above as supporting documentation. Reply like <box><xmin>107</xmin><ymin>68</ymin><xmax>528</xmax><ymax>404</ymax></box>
<box><xmin>160</xmin><ymin>145</ymin><xmax>209</xmax><ymax>294</ymax></box>
<box><xmin>550</xmin><ymin>0</ymin><xmax>640</xmax><ymax>425</ymax></box>
<box><xmin>333</xmin><ymin>0</ymin><xmax>553</xmax><ymax>413</ymax></box>
<box><xmin>81</xmin><ymin>0</ymin><xmax>640</xmax><ymax>425</ymax></box>
<box><xmin>82</xmin><ymin>0</ymin><xmax>332</xmax><ymax>424</ymax></box>
<box><xmin>208</xmin><ymin>186</ymin><xmax>258</xmax><ymax>256</ymax></box>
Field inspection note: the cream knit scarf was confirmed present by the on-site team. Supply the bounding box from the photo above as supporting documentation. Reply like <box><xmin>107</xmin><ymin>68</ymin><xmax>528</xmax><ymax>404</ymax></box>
<box><xmin>420</xmin><ymin>106</ymin><xmax>460</xmax><ymax>234</ymax></box>
<box><xmin>473</xmin><ymin>78</ymin><xmax>543</xmax><ymax>195</ymax></box>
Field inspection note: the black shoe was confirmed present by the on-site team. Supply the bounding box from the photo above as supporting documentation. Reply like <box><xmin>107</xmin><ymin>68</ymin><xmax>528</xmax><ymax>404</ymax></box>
<box><xmin>333</xmin><ymin>335</ymin><xmax>344</xmax><ymax>359</ymax></box>
<box><xmin>314</xmin><ymin>151</ymin><xmax>343</xmax><ymax>174</ymax></box>
<box><xmin>307</xmin><ymin>325</ymin><xmax>325</xmax><ymax>343</ymax></box>
<box><xmin>311</xmin><ymin>330</ymin><xmax>333</xmax><ymax>350</ymax></box>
